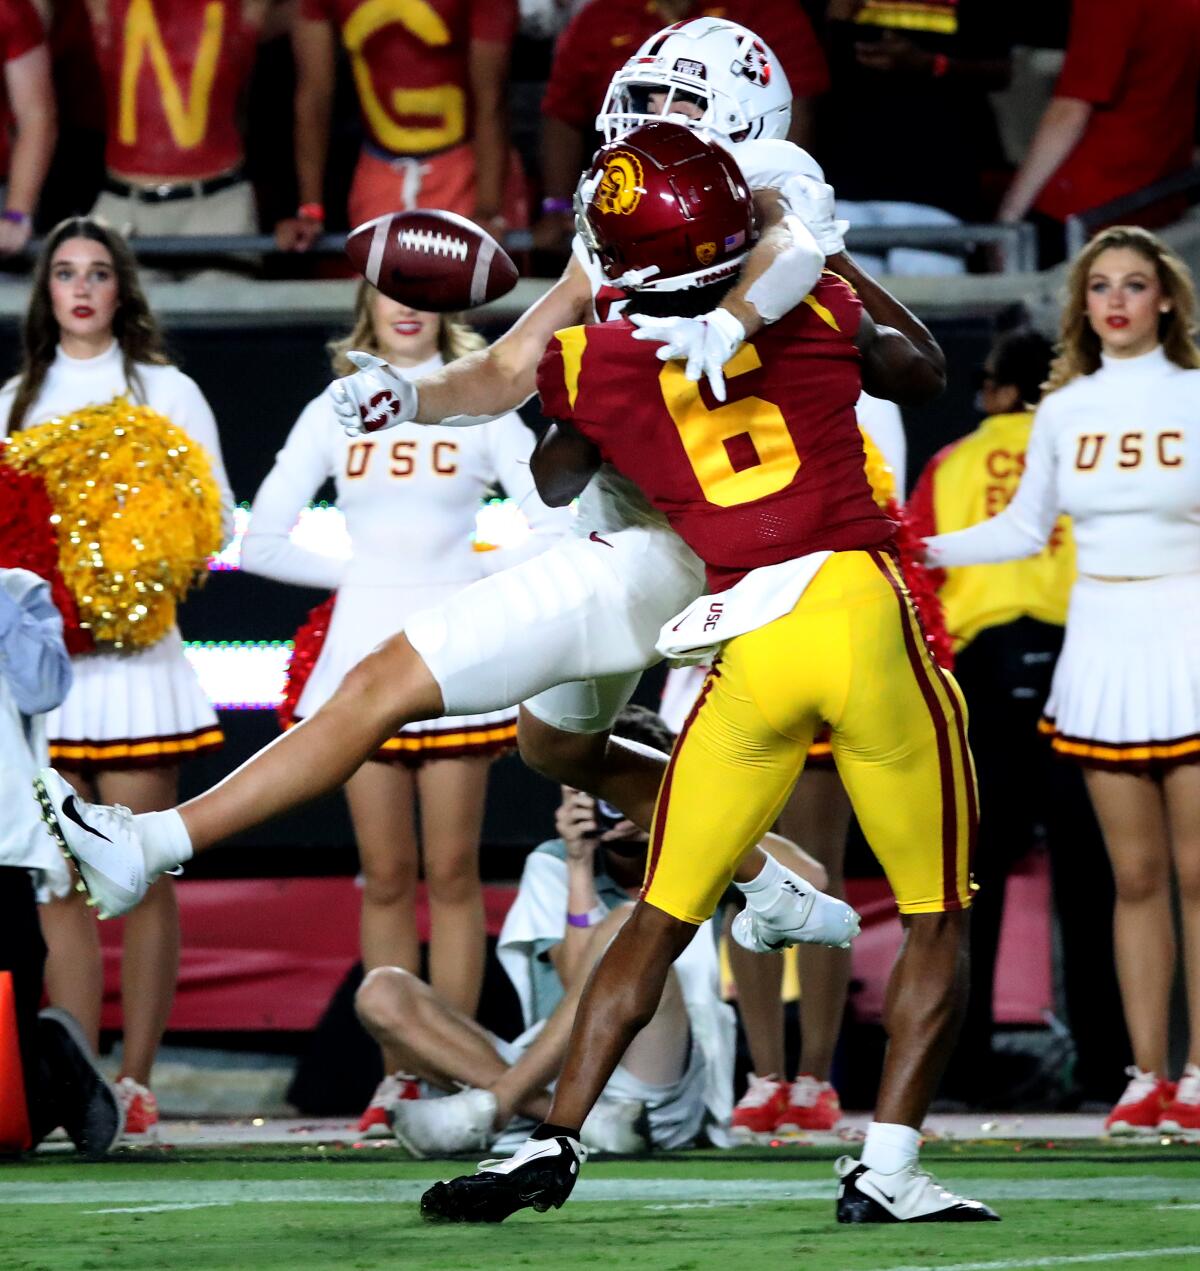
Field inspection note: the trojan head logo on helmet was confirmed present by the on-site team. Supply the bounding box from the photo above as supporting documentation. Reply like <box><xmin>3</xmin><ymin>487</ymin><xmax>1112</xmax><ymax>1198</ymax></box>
<box><xmin>594</xmin><ymin>151</ymin><xmax>645</xmax><ymax>217</ymax></box>
<box><xmin>576</xmin><ymin>121</ymin><xmax>756</xmax><ymax>293</ymax></box>
<box><xmin>597</xmin><ymin>17</ymin><xmax>792</xmax><ymax>145</ymax></box>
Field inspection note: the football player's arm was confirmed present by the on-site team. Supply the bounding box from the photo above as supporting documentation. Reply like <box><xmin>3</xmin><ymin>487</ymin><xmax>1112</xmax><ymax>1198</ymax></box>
<box><xmin>416</xmin><ymin>257</ymin><xmax>592</xmax><ymax>422</ymax></box>
<box><xmin>328</xmin><ymin>257</ymin><xmax>593</xmax><ymax>434</ymax></box>
<box><xmin>838</xmin><ymin>252</ymin><xmax>946</xmax><ymax>406</ymax></box>
<box><xmin>721</xmin><ymin>188</ymin><xmax>824</xmax><ymax>338</ymax></box>
<box><xmin>530</xmin><ymin>420</ymin><xmax>602</xmax><ymax>508</ymax></box>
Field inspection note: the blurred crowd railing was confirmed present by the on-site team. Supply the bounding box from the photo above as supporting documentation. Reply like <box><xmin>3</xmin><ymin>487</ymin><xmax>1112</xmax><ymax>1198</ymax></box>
<box><xmin>1065</xmin><ymin>166</ymin><xmax>1200</xmax><ymax>260</ymax></box>
<box><xmin>5</xmin><ymin>221</ymin><xmax>1040</xmax><ymax>273</ymax></box>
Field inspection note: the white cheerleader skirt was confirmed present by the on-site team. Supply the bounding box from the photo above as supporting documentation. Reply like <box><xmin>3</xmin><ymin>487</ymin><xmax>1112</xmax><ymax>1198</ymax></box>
<box><xmin>47</xmin><ymin>626</ymin><xmax>223</xmax><ymax>773</ymax></box>
<box><xmin>1041</xmin><ymin>572</ymin><xmax>1200</xmax><ymax>771</ymax></box>
<box><xmin>296</xmin><ymin>579</ymin><xmax>517</xmax><ymax>766</ymax></box>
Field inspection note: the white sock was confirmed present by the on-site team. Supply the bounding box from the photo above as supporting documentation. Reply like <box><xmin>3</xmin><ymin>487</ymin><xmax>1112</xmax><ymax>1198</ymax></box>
<box><xmin>861</xmin><ymin>1121</ymin><xmax>921</xmax><ymax>1175</ymax></box>
<box><xmin>734</xmin><ymin>851</ymin><xmax>786</xmax><ymax>905</ymax></box>
<box><xmin>135</xmin><ymin>810</ymin><xmax>194</xmax><ymax>876</ymax></box>
<box><xmin>736</xmin><ymin>851</ymin><xmax>812</xmax><ymax>925</ymax></box>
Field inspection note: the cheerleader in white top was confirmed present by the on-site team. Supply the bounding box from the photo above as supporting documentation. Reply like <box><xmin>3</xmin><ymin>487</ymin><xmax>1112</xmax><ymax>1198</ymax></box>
<box><xmin>925</xmin><ymin>227</ymin><xmax>1200</xmax><ymax>1136</ymax></box>
<box><xmin>241</xmin><ymin>283</ymin><xmax>571</xmax><ymax>1129</ymax></box>
<box><xmin>1</xmin><ymin>219</ymin><xmax>234</xmax><ymax>1132</ymax></box>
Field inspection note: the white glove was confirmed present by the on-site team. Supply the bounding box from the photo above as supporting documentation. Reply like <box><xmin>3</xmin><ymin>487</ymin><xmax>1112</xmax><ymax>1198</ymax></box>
<box><xmin>327</xmin><ymin>351</ymin><xmax>418</xmax><ymax>437</ymax></box>
<box><xmin>782</xmin><ymin>176</ymin><xmax>849</xmax><ymax>258</ymax></box>
<box><xmin>629</xmin><ymin>307</ymin><xmax>746</xmax><ymax>403</ymax></box>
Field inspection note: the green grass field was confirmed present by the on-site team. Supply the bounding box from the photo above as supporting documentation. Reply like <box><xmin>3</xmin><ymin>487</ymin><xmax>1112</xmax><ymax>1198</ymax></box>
<box><xmin>4</xmin><ymin>1143</ymin><xmax>1200</xmax><ymax>1270</ymax></box>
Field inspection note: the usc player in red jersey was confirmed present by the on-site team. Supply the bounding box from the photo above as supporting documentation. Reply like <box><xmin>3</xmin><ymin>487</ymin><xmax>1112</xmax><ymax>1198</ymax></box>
<box><xmin>421</xmin><ymin>123</ymin><xmax>998</xmax><ymax>1226</ymax></box>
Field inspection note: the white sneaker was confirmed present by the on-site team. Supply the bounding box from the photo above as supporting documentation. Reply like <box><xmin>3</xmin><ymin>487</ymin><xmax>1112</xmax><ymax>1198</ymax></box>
<box><xmin>731</xmin><ymin>882</ymin><xmax>861</xmax><ymax>952</ymax></box>
<box><xmin>580</xmin><ymin>1097</ymin><xmax>648</xmax><ymax>1155</ymax></box>
<box><xmin>34</xmin><ymin>769</ymin><xmax>149</xmax><ymax>919</ymax></box>
<box><xmin>835</xmin><ymin>1155</ymin><xmax>1000</xmax><ymax>1222</ymax></box>
<box><xmin>390</xmin><ymin>1087</ymin><xmax>497</xmax><ymax>1159</ymax></box>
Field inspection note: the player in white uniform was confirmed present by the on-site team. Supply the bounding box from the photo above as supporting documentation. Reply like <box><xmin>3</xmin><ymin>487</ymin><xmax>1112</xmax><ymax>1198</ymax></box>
<box><xmin>925</xmin><ymin>227</ymin><xmax>1200</xmax><ymax>1136</ymax></box>
<box><xmin>2</xmin><ymin>218</ymin><xmax>234</xmax><ymax>1135</ymax></box>
<box><xmin>242</xmin><ymin>285</ymin><xmax>571</xmax><ymax>1127</ymax></box>
<box><xmin>35</xmin><ymin>21</ymin><xmax>860</xmax><ymax>965</ymax></box>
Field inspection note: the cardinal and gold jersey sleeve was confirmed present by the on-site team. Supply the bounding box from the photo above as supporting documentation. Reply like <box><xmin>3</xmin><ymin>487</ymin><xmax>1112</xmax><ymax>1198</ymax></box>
<box><xmin>536</xmin><ymin>325</ymin><xmax>594</xmax><ymax>425</ymax></box>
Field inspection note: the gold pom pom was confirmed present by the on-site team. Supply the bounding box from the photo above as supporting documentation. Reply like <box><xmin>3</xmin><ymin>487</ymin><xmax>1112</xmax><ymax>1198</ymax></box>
<box><xmin>3</xmin><ymin>397</ymin><xmax>223</xmax><ymax>647</ymax></box>
<box><xmin>859</xmin><ymin>425</ymin><xmax>896</xmax><ymax>510</ymax></box>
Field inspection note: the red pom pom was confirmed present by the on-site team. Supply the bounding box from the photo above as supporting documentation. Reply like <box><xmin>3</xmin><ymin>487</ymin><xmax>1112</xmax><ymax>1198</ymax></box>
<box><xmin>0</xmin><ymin>444</ymin><xmax>94</xmax><ymax>654</ymax></box>
<box><xmin>278</xmin><ymin>594</ymin><xmax>335</xmax><ymax>729</ymax></box>
<box><xmin>891</xmin><ymin>498</ymin><xmax>954</xmax><ymax>672</ymax></box>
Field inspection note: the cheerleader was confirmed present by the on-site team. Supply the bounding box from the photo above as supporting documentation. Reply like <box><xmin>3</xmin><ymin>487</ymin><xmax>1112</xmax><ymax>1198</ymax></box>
<box><xmin>925</xmin><ymin>226</ymin><xmax>1200</xmax><ymax>1136</ymax></box>
<box><xmin>0</xmin><ymin>218</ymin><xmax>234</xmax><ymax>1134</ymax></box>
<box><xmin>240</xmin><ymin>282</ymin><xmax>571</xmax><ymax>1134</ymax></box>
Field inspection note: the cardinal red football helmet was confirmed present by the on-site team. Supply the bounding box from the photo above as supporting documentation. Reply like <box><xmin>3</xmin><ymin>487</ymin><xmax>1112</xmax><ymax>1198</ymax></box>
<box><xmin>576</xmin><ymin>121</ymin><xmax>755</xmax><ymax>293</ymax></box>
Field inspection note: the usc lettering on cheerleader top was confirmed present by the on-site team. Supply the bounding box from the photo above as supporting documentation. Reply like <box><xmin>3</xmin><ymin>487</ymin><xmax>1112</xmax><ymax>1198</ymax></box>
<box><xmin>537</xmin><ymin>274</ymin><xmax>895</xmax><ymax>592</ymax></box>
<box><xmin>95</xmin><ymin>0</ymin><xmax>260</xmax><ymax>178</ymax></box>
<box><xmin>909</xmin><ymin>412</ymin><xmax>1076</xmax><ymax>651</ymax></box>
<box><xmin>301</xmin><ymin>0</ymin><xmax>517</xmax><ymax>157</ymax></box>
<box><xmin>926</xmin><ymin>347</ymin><xmax>1200</xmax><ymax>579</ymax></box>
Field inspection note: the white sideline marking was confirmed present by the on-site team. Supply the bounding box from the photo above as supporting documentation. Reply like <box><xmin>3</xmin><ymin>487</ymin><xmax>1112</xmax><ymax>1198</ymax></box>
<box><xmin>1</xmin><ymin>1176</ymin><xmax>1197</xmax><ymax>1208</ymax></box>
<box><xmin>88</xmin><ymin>1203</ymin><xmax>233</xmax><ymax>1215</ymax></box>
<box><xmin>876</xmin><ymin>1247</ymin><xmax>1200</xmax><ymax>1271</ymax></box>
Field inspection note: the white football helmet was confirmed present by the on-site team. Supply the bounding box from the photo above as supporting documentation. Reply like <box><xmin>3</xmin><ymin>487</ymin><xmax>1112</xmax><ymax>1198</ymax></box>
<box><xmin>596</xmin><ymin>18</ymin><xmax>792</xmax><ymax>145</ymax></box>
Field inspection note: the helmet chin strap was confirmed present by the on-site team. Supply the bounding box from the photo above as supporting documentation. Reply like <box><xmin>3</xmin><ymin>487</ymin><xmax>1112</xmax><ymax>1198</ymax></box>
<box><xmin>612</xmin><ymin>264</ymin><xmax>662</xmax><ymax>288</ymax></box>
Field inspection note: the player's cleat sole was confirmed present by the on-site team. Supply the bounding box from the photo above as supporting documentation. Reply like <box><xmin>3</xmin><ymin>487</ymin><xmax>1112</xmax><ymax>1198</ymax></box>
<box><xmin>836</xmin><ymin>1157</ymin><xmax>1000</xmax><ymax>1223</ymax></box>
<box><xmin>37</xmin><ymin>1008</ymin><xmax>124</xmax><ymax>1160</ymax></box>
<box><xmin>33</xmin><ymin>770</ymin><xmax>147</xmax><ymax>919</ymax></box>
<box><xmin>420</xmin><ymin>1135</ymin><xmax>585</xmax><ymax>1224</ymax></box>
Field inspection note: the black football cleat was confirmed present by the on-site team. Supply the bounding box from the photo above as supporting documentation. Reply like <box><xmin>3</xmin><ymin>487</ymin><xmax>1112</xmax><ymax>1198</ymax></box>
<box><xmin>835</xmin><ymin>1155</ymin><xmax>1000</xmax><ymax>1223</ymax></box>
<box><xmin>37</xmin><ymin>1008</ymin><xmax>124</xmax><ymax>1160</ymax></box>
<box><xmin>421</xmin><ymin>1134</ymin><xmax>586</xmax><ymax>1224</ymax></box>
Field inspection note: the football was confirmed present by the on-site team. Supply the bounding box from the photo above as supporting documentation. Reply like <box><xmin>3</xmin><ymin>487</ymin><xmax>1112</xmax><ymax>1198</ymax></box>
<box><xmin>344</xmin><ymin>209</ymin><xmax>520</xmax><ymax>312</ymax></box>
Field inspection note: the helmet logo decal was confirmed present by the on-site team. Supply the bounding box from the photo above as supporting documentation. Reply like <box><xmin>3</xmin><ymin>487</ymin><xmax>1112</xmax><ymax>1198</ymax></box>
<box><xmin>696</xmin><ymin>241</ymin><xmax>717</xmax><ymax>266</ymax></box>
<box><xmin>595</xmin><ymin>152</ymin><xmax>645</xmax><ymax>216</ymax></box>
<box><xmin>734</xmin><ymin>40</ymin><xmax>772</xmax><ymax>87</ymax></box>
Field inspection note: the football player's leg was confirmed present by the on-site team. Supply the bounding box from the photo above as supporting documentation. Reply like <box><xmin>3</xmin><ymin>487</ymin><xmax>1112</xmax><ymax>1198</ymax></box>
<box><xmin>829</xmin><ymin>551</ymin><xmax>994</xmax><ymax>1222</ymax></box>
<box><xmin>519</xmin><ymin>683</ymin><xmax>826</xmax><ymax>896</ymax></box>
<box><xmin>179</xmin><ymin>632</ymin><xmax>444</xmax><ymax>853</ymax></box>
<box><xmin>832</xmin><ymin>553</ymin><xmax>976</xmax><ymax>1128</ymax></box>
<box><xmin>38</xmin><ymin>536</ymin><xmax>671</xmax><ymax>915</ymax></box>
<box><xmin>519</xmin><ymin>674</ymin><xmax>657</xmax><ymax>821</ymax></box>
<box><xmin>543</xmin><ymin>645</ymin><xmax>817</xmax><ymax>1136</ymax></box>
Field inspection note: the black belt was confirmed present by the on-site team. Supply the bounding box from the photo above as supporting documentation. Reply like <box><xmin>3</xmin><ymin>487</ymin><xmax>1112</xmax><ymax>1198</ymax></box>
<box><xmin>103</xmin><ymin>168</ymin><xmax>245</xmax><ymax>204</ymax></box>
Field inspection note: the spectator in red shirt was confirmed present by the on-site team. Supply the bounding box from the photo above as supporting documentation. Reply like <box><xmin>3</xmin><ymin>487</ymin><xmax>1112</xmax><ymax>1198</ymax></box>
<box><xmin>0</xmin><ymin>0</ymin><xmax>56</xmax><ymax>255</ymax></box>
<box><xmin>277</xmin><ymin>0</ymin><xmax>526</xmax><ymax>251</ymax></box>
<box><xmin>533</xmin><ymin>0</ymin><xmax>829</xmax><ymax>252</ymax></box>
<box><xmin>85</xmin><ymin>0</ymin><xmax>278</xmax><ymax>249</ymax></box>
<box><xmin>999</xmin><ymin>0</ymin><xmax>1200</xmax><ymax>261</ymax></box>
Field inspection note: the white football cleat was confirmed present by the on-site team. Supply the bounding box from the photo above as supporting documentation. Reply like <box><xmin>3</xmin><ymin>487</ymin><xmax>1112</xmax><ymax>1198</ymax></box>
<box><xmin>732</xmin><ymin>882</ymin><xmax>861</xmax><ymax>952</ymax></box>
<box><xmin>389</xmin><ymin>1087</ymin><xmax>497</xmax><ymax>1159</ymax></box>
<box><xmin>34</xmin><ymin>769</ymin><xmax>149</xmax><ymax>919</ymax></box>
<box><xmin>580</xmin><ymin>1097</ymin><xmax>648</xmax><ymax>1155</ymax></box>
<box><xmin>835</xmin><ymin>1155</ymin><xmax>1000</xmax><ymax>1223</ymax></box>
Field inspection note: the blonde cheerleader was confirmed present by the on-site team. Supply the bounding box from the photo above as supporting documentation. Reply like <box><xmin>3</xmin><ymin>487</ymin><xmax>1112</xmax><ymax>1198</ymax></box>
<box><xmin>926</xmin><ymin>227</ymin><xmax>1200</xmax><ymax>1136</ymax></box>
<box><xmin>241</xmin><ymin>282</ymin><xmax>571</xmax><ymax>1132</ymax></box>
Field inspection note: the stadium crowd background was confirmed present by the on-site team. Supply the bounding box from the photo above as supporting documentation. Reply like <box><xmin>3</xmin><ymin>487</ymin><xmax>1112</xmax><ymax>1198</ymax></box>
<box><xmin>2</xmin><ymin>0</ymin><xmax>1200</xmax><ymax>1150</ymax></box>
